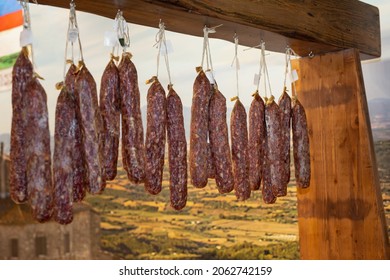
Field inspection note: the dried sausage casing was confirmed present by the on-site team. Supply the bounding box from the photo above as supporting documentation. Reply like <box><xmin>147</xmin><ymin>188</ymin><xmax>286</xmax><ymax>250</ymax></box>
<box><xmin>119</xmin><ymin>53</ymin><xmax>145</xmax><ymax>184</ymax></box>
<box><xmin>230</xmin><ymin>100</ymin><xmax>250</xmax><ymax>201</ymax></box>
<box><xmin>190</xmin><ymin>70</ymin><xmax>210</xmax><ymax>188</ymax></box>
<box><xmin>248</xmin><ymin>92</ymin><xmax>266</xmax><ymax>191</ymax></box>
<box><xmin>166</xmin><ymin>86</ymin><xmax>187</xmax><ymax>210</ymax></box>
<box><xmin>10</xmin><ymin>48</ymin><xmax>33</xmax><ymax>204</ymax></box>
<box><xmin>25</xmin><ymin>77</ymin><xmax>53</xmax><ymax>223</ymax></box>
<box><xmin>100</xmin><ymin>59</ymin><xmax>120</xmax><ymax>181</ymax></box>
<box><xmin>278</xmin><ymin>90</ymin><xmax>292</xmax><ymax>186</ymax></box>
<box><xmin>209</xmin><ymin>87</ymin><xmax>234</xmax><ymax>194</ymax></box>
<box><xmin>74</xmin><ymin>64</ymin><xmax>106</xmax><ymax>195</ymax></box>
<box><xmin>53</xmin><ymin>66</ymin><xmax>78</xmax><ymax>225</ymax></box>
<box><xmin>145</xmin><ymin>78</ymin><xmax>166</xmax><ymax>195</ymax></box>
<box><xmin>292</xmin><ymin>98</ymin><xmax>311</xmax><ymax>188</ymax></box>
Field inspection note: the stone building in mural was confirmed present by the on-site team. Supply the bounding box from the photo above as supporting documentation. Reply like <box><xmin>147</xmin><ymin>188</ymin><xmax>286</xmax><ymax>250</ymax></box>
<box><xmin>0</xmin><ymin>143</ymin><xmax>102</xmax><ymax>260</ymax></box>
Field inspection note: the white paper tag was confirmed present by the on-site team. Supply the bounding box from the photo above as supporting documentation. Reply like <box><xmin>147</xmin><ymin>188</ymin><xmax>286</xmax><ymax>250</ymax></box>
<box><xmin>104</xmin><ymin>31</ymin><xmax>118</xmax><ymax>47</ymax></box>
<box><xmin>205</xmin><ymin>70</ymin><xmax>215</xmax><ymax>84</ymax></box>
<box><xmin>68</xmin><ymin>28</ymin><xmax>79</xmax><ymax>43</ymax></box>
<box><xmin>290</xmin><ymin>69</ymin><xmax>299</xmax><ymax>82</ymax></box>
<box><xmin>160</xmin><ymin>40</ymin><xmax>173</xmax><ymax>55</ymax></box>
<box><xmin>253</xmin><ymin>73</ymin><xmax>260</xmax><ymax>86</ymax></box>
<box><xmin>20</xmin><ymin>29</ymin><xmax>33</xmax><ymax>47</ymax></box>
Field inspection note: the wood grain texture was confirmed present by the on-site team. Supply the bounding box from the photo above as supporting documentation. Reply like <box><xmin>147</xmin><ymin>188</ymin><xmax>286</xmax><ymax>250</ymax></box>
<box><xmin>36</xmin><ymin>0</ymin><xmax>380</xmax><ymax>59</ymax></box>
<box><xmin>292</xmin><ymin>49</ymin><xmax>389</xmax><ymax>259</ymax></box>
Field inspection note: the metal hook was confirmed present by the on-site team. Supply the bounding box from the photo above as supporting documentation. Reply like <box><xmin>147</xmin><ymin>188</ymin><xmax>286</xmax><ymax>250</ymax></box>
<box><xmin>308</xmin><ymin>51</ymin><xmax>314</xmax><ymax>58</ymax></box>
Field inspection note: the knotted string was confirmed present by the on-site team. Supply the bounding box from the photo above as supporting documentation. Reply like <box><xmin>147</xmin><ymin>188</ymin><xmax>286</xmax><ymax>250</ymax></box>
<box><xmin>231</xmin><ymin>33</ymin><xmax>240</xmax><ymax>98</ymax></box>
<box><xmin>154</xmin><ymin>21</ymin><xmax>172</xmax><ymax>86</ymax></box>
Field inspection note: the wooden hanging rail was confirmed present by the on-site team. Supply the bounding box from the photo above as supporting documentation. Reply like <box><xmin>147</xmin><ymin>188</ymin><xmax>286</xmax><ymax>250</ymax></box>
<box><xmin>36</xmin><ymin>0</ymin><xmax>380</xmax><ymax>60</ymax></box>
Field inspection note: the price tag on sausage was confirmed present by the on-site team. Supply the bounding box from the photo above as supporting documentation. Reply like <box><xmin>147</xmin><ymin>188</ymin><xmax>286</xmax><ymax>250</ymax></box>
<box><xmin>20</xmin><ymin>29</ymin><xmax>33</xmax><ymax>47</ymax></box>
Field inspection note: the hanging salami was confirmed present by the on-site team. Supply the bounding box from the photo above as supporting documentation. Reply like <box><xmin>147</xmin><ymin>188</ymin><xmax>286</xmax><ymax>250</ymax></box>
<box><xmin>264</xmin><ymin>97</ymin><xmax>286</xmax><ymax>197</ymax></box>
<box><xmin>278</xmin><ymin>89</ymin><xmax>292</xmax><ymax>186</ymax></box>
<box><xmin>230</xmin><ymin>99</ymin><xmax>251</xmax><ymax>201</ymax></box>
<box><xmin>70</xmin><ymin>66</ymin><xmax>86</xmax><ymax>202</ymax></box>
<box><xmin>262</xmin><ymin>97</ymin><xmax>278</xmax><ymax>204</ymax></box>
<box><xmin>209</xmin><ymin>86</ymin><xmax>234</xmax><ymax>194</ymax></box>
<box><xmin>74</xmin><ymin>63</ymin><xmax>106</xmax><ymax>195</ymax></box>
<box><xmin>166</xmin><ymin>85</ymin><xmax>187</xmax><ymax>210</ymax></box>
<box><xmin>248</xmin><ymin>92</ymin><xmax>266</xmax><ymax>191</ymax></box>
<box><xmin>145</xmin><ymin>77</ymin><xmax>167</xmax><ymax>195</ymax></box>
<box><xmin>25</xmin><ymin>77</ymin><xmax>53</xmax><ymax>223</ymax></box>
<box><xmin>100</xmin><ymin>59</ymin><xmax>120</xmax><ymax>181</ymax></box>
<box><xmin>119</xmin><ymin>53</ymin><xmax>146</xmax><ymax>184</ymax></box>
<box><xmin>10</xmin><ymin>47</ymin><xmax>33</xmax><ymax>204</ymax></box>
<box><xmin>206</xmin><ymin>142</ymin><xmax>216</xmax><ymax>179</ymax></box>
<box><xmin>53</xmin><ymin>65</ymin><xmax>78</xmax><ymax>225</ymax></box>
<box><xmin>190</xmin><ymin>69</ymin><xmax>211</xmax><ymax>188</ymax></box>
<box><xmin>292</xmin><ymin>98</ymin><xmax>311</xmax><ymax>188</ymax></box>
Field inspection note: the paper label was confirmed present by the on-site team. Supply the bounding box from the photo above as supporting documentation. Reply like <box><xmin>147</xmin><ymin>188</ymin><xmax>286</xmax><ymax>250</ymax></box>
<box><xmin>104</xmin><ymin>31</ymin><xmax>118</xmax><ymax>47</ymax></box>
<box><xmin>20</xmin><ymin>29</ymin><xmax>33</xmax><ymax>47</ymax></box>
<box><xmin>68</xmin><ymin>28</ymin><xmax>79</xmax><ymax>43</ymax></box>
<box><xmin>290</xmin><ymin>69</ymin><xmax>299</xmax><ymax>82</ymax></box>
<box><xmin>160</xmin><ymin>40</ymin><xmax>173</xmax><ymax>55</ymax></box>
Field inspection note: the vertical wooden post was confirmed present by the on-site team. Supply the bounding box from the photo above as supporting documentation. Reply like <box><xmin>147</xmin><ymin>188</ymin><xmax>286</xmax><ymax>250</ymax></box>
<box><xmin>0</xmin><ymin>142</ymin><xmax>5</xmax><ymax>199</ymax></box>
<box><xmin>292</xmin><ymin>49</ymin><xmax>389</xmax><ymax>259</ymax></box>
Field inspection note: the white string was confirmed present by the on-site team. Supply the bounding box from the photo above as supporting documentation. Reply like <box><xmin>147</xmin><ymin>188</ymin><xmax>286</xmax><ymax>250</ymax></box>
<box><xmin>255</xmin><ymin>46</ymin><xmax>263</xmax><ymax>92</ymax></box>
<box><xmin>69</xmin><ymin>2</ymin><xmax>84</xmax><ymax>63</ymax></box>
<box><xmin>200</xmin><ymin>24</ymin><xmax>221</xmax><ymax>79</ymax></box>
<box><xmin>283</xmin><ymin>47</ymin><xmax>290</xmax><ymax>89</ymax></box>
<box><xmin>20</xmin><ymin>0</ymin><xmax>35</xmax><ymax>68</ymax></box>
<box><xmin>154</xmin><ymin>21</ymin><xmax>172</xmax><ymax>85</ymax></box>
<box><xmin>155</xmin><ymin>23</ymin><xmax>163</xmax><ymax>78</ymax></box>
<box><xmin>162</xmin><ymin>26</ymin><xmax>172</xmax><ymax>85</ymax></box>
<box><xmin>231</xmin><ymin>34</ymin><xmax>240</xmax><ymax>97</ymax></box>
<box><xmin>261</xmin><ymin>42</ymin><xmax>272</xmax><ymax>98</ymax></box>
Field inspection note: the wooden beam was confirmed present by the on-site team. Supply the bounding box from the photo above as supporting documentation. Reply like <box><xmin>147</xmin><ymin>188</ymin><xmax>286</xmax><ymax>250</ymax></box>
<box><xmin>35</xmin><ymin>0</ymin><xmax>380</xmax><ymax>59</ymax></box>
<box><xmin>292</xmin><ymin>49</ymin><xmax>389</xmax><ymax>259</ymax></box>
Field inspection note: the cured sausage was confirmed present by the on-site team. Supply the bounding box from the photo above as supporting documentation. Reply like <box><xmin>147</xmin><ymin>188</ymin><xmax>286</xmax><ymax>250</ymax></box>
<box><xmin>119</xmin><ymin>53</ymin><xmax>145</xmax><ymax>184</ymax></box>
<box><xmin>74</xmin><ymin>63</ymin><xmax>106</xmax><ymax>195</ymax></box>
<box><xmin>209</xmin><ymin>86</ymin><xmax>234</xmax><ymax>194</ymax></box>
<box><xmin>206</xmin><ymin>142</ymin><xmax>216</xmax><ymax>179</ymax></box>
<box><xmin>248</xmin><ymin>92</ymin><xmax>266</xmax><ymax>191</ymax></box>
<box><xmin>10</xmin><ymin>47</ymin><xmax>33</xmax><ymax>204</ymax></box>
<box><xmin>190</xmin><ymin>69</ymin><xmax>210</xmax><ymax>188</ymax></box>
<box><xmin>100</xmin><ymin>59</ymin><xmax>120</xmax><ymax>181</ymax></box>
<box><xmin>166</xmin><ymin>85</ymin><xmax>187</xmax><ymax>210</ymax></box>
<box><xmin>66</xmin><ymin>64</ymin><xmax>86</xmax><ymax>202</ymax></box>
<box><xmin>292</xmin><ymin>98</ymin><xmax>311</xmax><ymax>188</ymax></box>
<box><xmin>206</xmin><ymin>86</ymin><xmax>215</xmax><ymax>180</ymax></box>
<box><xmin>264</xmin><ymin>97</ymin><xmax>286</xmax><ymax>197</ymax></box>
<box><xmin>230</xmin><ymin>99</ymin><xmax>250</xmax><ymax>201</ymax></box>
<box><xmin>278</xmin><ymin>89</ymin><xmax>292</xmax><ymax>186</ymax></box>
<box><xmin>25</xmin><ymin>77</ymin><xmax>53</xmax><ymax>223</ymax></box>
<box><xmin>53</xmin><ymin>66</ymin><xmax>77</xmax><ymax>225</ymax></box>
<box><xmin>262</xmin><ymin>98</ymin><xmax>277</xmax><ymax>204</ymax></box>
<box><xmin>145</xmin><ymin>77</ymin><xmax>166</xmax><ymax>195</ymax></box>
<box><xmin>262</xmin><ymin>161</ymin><xmax>277</xmax><ymax>204</ymax></box>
